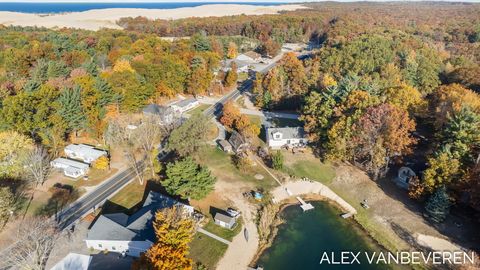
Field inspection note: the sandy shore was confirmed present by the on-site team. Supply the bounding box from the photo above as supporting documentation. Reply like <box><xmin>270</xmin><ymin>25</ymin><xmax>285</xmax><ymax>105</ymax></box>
<box><xmin>0</xmin><ymin>4</ymin><xmax>306</xmax><ymax>31</ymax></box>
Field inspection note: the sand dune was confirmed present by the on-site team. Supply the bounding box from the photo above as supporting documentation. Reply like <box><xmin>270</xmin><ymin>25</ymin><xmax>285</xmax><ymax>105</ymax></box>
<box><xmin>0</xmin><ymin>4</ymin><xmax>306</xmax><ymax>31</ymax></box>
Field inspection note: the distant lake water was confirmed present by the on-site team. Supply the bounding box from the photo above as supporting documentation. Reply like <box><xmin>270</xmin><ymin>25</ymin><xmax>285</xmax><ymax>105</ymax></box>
<box><xmin>0</xmin><ymin>2</ymin><xmax>285</xmax><ymax>13</ymax></box>
<box><xmin>257</xmin><ymin>201</ymin><xmax>393</xmax><ymax>270</ymax></box>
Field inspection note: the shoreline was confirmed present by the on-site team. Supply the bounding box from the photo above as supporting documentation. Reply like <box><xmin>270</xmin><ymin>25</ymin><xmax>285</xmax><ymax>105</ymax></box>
<box><xmin>0</xmin><ymin>4</ymin><xmax>307</xmax><ymax>31</ymax></box>
<box><xmin>250</xmin><ymin>194</ymin><xmax>392</xmax><ymax>268</ymax></box>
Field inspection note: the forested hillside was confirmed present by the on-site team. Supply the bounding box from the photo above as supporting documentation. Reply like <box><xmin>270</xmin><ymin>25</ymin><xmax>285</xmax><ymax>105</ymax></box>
<box><xmin>0</xmin><ymin>2</ymin><xmax>479</xmax><ymax>221</ymax></box>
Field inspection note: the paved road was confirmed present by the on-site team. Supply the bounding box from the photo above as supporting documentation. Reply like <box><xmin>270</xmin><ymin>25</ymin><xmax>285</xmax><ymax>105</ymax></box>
<box><xmin>197</xmin><ymin>227</ymin><xmax>231</xmax><ymax>245</ymax></box>
<box><xmin>239</xmin><ymin>108</ymin><xmax>300</xmax><ymax>120</ymax></box>
<box><xmin>203</xmin><ymin>79</ymin><xmax>253</xmax><ymax>118</ymax></box>
<box><xmin>56</xmin><ymin>163</ymin><xmax>144</xmax><ymax>229</ymax></box>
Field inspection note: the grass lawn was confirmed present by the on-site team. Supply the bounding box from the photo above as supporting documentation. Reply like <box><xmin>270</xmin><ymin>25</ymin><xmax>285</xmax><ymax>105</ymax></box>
<box><xmin>189</xmin><ymin>233</ymin><xmax>228</xmax><ymax>269</ymax></box>
<box><xmin>281</xmin><ymin>150</ymin><xmax>336</xmax><ymax>184</ymax></box>
<box><xmin>202</xmin><ymin>218</ymin><xmax>242</xmax><ymax>241</ymax></box>
<box><xmin>197</xmin><ymin>146</ymin><xmax>278</xmax><ymax>190</ymax></box>
<box><xmin>103</xmin><ymin>180</ymin><xmax>146</xmax><ymax>214</ymax></box>
<box><xmin>188</xmin><ymin>104</ymin><xmax>211</xmax><ymax>115</ymax></box>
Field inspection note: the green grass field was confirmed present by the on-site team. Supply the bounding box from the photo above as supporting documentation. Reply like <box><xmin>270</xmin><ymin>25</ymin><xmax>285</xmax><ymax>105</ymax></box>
<box><xmin>189</xmin><ymin>233</ymin><xmax>228</xmax><ymax>269</ymax></box>
<box><xmin>198</xmin><ymin>146</ymin><xmax>278</xmax><ymax>190</ymax></box>
<box><xmin>283</xmin><ymin>159</ymin><xmax>336</xmax><ymax>184</ymax></box>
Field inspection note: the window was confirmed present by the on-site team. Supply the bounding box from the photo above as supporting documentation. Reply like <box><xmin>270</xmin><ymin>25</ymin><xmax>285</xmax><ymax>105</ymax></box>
<box><xmin>98</xmin><ymin>244</ymin><xmax>102</xmax><ymax>248</ymax></box>
<box><xmin>112</xmin><ymin>246</ymin><xmax>116</xmax><ymax>251</ymax></box>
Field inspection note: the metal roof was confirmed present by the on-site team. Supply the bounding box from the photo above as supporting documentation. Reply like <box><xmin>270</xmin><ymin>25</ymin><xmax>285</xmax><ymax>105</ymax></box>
<box><xmin>214</xmin><ymin>213</ymin><xmax>235</xmax><ymax>224</ymax></box>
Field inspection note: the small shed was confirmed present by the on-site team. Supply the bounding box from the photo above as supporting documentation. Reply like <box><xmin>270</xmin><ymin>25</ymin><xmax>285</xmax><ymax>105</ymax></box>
<box><xmin>214</xmin><ymin>213</ymin><xmax>236</xmax><ymax>229</ymax></box>
<box><xmin>218</xmin><ymin>140</ymin><xmax>233</xmax><ymax>153</ymax></box>
<box><xmin>395</xmin><ymin>167</ymin><xmax>416</xmax><ymax>189</ymax></box>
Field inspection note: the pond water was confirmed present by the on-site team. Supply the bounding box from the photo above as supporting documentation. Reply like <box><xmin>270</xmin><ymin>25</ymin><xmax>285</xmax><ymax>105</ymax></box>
<box><xmin>257</xmin><ymin>201</ymin><xmax>393</xmax><ymax>270</ymax></box>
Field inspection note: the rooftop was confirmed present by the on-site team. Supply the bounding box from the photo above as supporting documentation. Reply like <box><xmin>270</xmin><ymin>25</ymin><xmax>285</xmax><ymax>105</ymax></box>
<box><xmin>171</xmin><ymin>98</ymin><xmax>197</xmax><ymax>108</ymax></box>
<box><xmin>214</xmin><ymin>213</ymin><xmax>235</xmax><ymax>224</ymax></box>
<box><xmin>52</xmin><ymin>158</ymin><xmax>89</xmax><ymax>169</ymax></box>
<box><xmin>142</xmin><ymin>104</ymin><xmax>173</xmax><ymax>115</ymax></box>
<box><xmin>267</xmin><ymin>127</ymin><xmax>306</xmax><ymax>140</ymax></box>
<box><xmin>87</xmin><ymin>191</ymin><xmax>193</xmax><ymax>242</ymax></box>
<box><xmin>65</xmin><ymin>144</ymin><xmax>106</xmax><ymax>160</ymax></box>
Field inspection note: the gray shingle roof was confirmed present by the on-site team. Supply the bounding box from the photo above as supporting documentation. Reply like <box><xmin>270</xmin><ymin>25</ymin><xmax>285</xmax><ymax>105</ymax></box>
<box><xmin>172</xmin><ymin>98</ymin><xmax>197</xmax><ymax>108</ymax></box>
<box><xmin>142</xmin><ymin>104</ymin><xmax>172</xmax><ymax>115</ymax></box>
<box><xmin>267</xmin><ymin>127</ymin><xmax>306</xmax><ymax>141</ymax></box>
<box><xmin>87</xmin><ymin>191</ymin><xmax>190</xmax><ymax>242</ymax></box>
<box><xmin>86</xmin><ymin>215</ymin><xmax>138</xmax><ymax>241</ymax></box>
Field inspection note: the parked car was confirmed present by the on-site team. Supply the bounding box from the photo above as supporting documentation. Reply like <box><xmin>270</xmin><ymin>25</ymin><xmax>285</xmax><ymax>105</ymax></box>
<box><xmin>227</xmin><ymin>208</ymin><xmax>240</xmax><ymax>218</ymax></box>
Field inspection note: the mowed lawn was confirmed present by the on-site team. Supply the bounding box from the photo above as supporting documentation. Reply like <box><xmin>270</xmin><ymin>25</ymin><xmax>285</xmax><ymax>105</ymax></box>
<box><xmin>197</xmin><ymin>146</ymin><xmax>278</xmax><ymax>190</ymax></box>
<box><xmin>103</xmin><ymin>180</ymin><xmax>146</xmax><ymax>214</ymax></box>
<box><xmin>189</xmin><ymin>233</ymin><xmax>228</xmax><ymax>269</ymax></box>
<box><xmin>282</xmin><ymin>151</ymin><xmax>336</xmax><ymax>184</ymax></box>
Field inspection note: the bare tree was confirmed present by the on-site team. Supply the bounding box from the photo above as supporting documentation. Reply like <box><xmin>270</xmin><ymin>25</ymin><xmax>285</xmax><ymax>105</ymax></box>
<box><xmin>23</xmin><ymin>146</ymin><xmax>51</xmax><ymax>187</ymax></box>
<box><xmin>135</xmin><ymin>115</ymin><xmax>164</xmax><ymax>177</ymax></box>
<box><xmin>105</xmin><ymin>116</ymin><xmax>146</xmax><ymax>185</ymax></box>
<box><xmin>2</xmin><ymin>217</ymin><xmax>60</xmax><ymax>270</ymax></box>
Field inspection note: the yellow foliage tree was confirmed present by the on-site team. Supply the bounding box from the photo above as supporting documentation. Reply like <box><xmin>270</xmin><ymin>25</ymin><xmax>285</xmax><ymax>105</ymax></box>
<box><xmin>112</xmin><ymin>59</ymin><xmax>135</xmax><ymax>73</ymax></box>
<box><xmin>92</xmin><ymin>155</ymin><xmax>109</xmax><ymax>170</ymax></box>
<box><xmin>423</xmin><ymin>151</ymin><xmax>461</xmax><ymax>193</ymax></box>
<box><xmin>226</xmin><ymin>42</ymin><xmax>238</xmax><ymax>59</ymax></box>
<box><xmin>134</xmin><ymin>207</ymin><xmax>195</xmax><ymax>270</ymax></box>
<box><xmin>432</xmin><ymin>83</ymin><xmax>480</xmax><ymax>127</ymax></box>
<box><xmin>321</xmin><ymin>73</ymin><xmax>337</xmax><ymax>88</ymax></box>
<box><xmin>385</xmin><ymin>84</ymin><xmax>425</xmax><ymax>113</ymax></box>
<box><xmin>0</xmin><ymin>130</ymin><xmax>34</xmax><ymax>178</ymax></box>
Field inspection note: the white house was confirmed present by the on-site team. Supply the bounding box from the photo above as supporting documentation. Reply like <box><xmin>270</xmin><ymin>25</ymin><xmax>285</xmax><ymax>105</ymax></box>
<box><xmin>222</xmin><ymin>59</ymin><xmax>250</xmax><ymax>73</ymax></box>
<box><xmin>266</xmin><ymin>127</ymin><xmax>308</xmax><ymax>149</ymax></box>
<box><xmin>51</xmin><ymin>158</ymin><xmax>89</xmax><ymax>178</ymax></box>
<box><xmin>64</xmin><ymin>144</ymin><xmax>107</xmax><ymax>164</ymax></box>
<box><xmin>214</xmin><ymin>213</ymin><xmax>236</xmax><ymax>229</ymax></box>
<box><xmin>236</xmin><ymin>51</ymin><xmax>261</xmax><ymax>63</ymax></box>
<box><xmin>170</xmin><ymin>98</ymin><xmax>199</xmax><ymax>114</ymax></box>
<box><xmin>86</xmin><ymin>191</ymin><xmax>194</xmax><ymax>257</ymax></box>
<box><xmin>394</xmin><ymin>167</ymin><xmax>416</xmax><ymax>189</ymax></box>
<box><xmin>142</xmin><ymin>104</ymin><xmax>176</xmax><ymax>125</ymax></box>
<box><xmin>50</xmin><ymin>253</ymin><xmax>92</xmax><ymax>270</ymax></box>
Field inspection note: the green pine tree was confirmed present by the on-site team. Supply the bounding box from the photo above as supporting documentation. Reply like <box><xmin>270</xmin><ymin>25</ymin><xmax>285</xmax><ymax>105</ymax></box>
<box><xmin>425</xmin><ymin>186</ymin><xmax>451</xmax><ymax>223</ymax></box>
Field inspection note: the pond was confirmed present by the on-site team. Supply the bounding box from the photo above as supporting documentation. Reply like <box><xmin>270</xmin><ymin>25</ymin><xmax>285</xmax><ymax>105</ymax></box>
<box><xmin>257</xmin><ymin>201</ymin><xmax>394</xmax><ymax>270</ymax></box>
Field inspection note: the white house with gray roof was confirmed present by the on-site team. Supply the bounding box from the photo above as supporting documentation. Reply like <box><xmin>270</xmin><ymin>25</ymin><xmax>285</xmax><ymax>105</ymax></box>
<box><xmin>266</xmin><ymin>127</ymin><xmax>308</xmax><ymax>149</ymax></box>
<box><xmin>170</xmin><ymin>98</ymin><xmax>199</xmax><ymax>114</ymax></box>
<box><xmin>85</xmin><ymin>191</ymin><xmax>193</xmax><ymax>257</ymax></box>
<box><xmin>64</xmin><ymin>144</ymin><xmax>107</xmax><ymax>164</ymax></box>
<box><xmin>51</xmin><ymin>158</ymin><xmax>89</xmax><ymax>178</ymax></box>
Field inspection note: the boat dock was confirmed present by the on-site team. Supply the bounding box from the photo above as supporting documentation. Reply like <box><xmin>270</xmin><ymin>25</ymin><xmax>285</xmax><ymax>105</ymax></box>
<box><xmin>296</xmin><ymin>196</ymin><xmax>314</xmax><ymax>211</ymax></box>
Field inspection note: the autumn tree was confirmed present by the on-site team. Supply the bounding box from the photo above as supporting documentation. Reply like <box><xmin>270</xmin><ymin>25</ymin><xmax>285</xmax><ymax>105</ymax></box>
<box><xmin>0</xmin><ymin>131</ymin><xmax>34</xmax><ymax>178</ymax></box>
<box><xmin>224</xmin><ymin>62</ymin><xmax>238</xmax><ymax>89</ymax></box>
<box><xmin>134</xmin><ymin>207</ymin><xmax>195</xmax><ymax>270</ymax></box>
<box><xmin>220</xmin><ymin>101</ymin><xmax>241</xmax><ymax>129</ymax></box>
<box><xmin>280</xmin><ymin>52</ymin><xmax>306</xmax><ymax>95</ymax></box>
<box><xmin>92</xmin><ymin>155</ymin><xmax>109</xmax><ymax>170</ymax></box>
<box><xmin>423</xmin><ymin>149</ymin><xmax>461</xmax><ymax>193</ymax></box>
<box><xmin>352</xmin><ymin>103</ymin><xmax>416</xmax><ymax>179</ymax></box>
<box><xmin>226</xmin><ymin>42</ymin><xmax>238</xmax><ymax>59</ymax></box>
<box><xmin>163</xmin><ymin>157</ymin><xmax>216</xmax><ymax>200</ymax></box>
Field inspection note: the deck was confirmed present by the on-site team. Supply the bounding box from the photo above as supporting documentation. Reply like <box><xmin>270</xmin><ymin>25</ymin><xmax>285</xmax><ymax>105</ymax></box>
<box><xmin>296</xmin><ymin>196</ymin><xmax>314</xmax><ymax>211</ymax></box>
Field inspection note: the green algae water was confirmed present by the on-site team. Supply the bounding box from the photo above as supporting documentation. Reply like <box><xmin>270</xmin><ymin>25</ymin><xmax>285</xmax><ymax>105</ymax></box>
<box><xmin>257</xmin><ymin>201</ymin><xmax>390</xmax><ymax>270</ymax></box>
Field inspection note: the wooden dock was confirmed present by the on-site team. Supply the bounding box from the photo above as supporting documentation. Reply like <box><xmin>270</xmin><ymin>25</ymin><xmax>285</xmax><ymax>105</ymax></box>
<box><xmin>296</xmin><ymin>196</ymin><xmax>314</xmax><ymax>211</ymax></box>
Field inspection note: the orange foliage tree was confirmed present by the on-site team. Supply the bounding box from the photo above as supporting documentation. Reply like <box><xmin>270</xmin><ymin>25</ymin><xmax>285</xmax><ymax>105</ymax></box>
<box><xmin>133</xmin><ymin>207</ymin><xmax>195</xmax><ymax>270</ymax></box>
